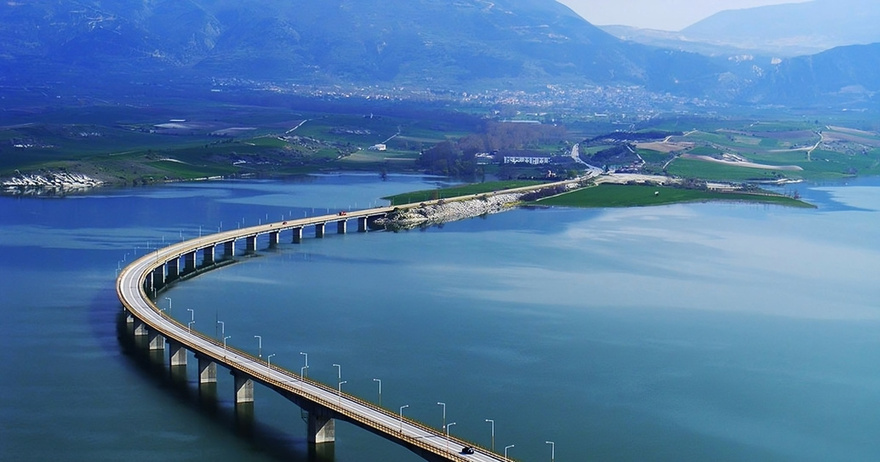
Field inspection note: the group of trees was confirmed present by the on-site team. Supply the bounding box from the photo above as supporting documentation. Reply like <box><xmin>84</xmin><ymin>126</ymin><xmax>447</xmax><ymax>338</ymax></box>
<box><xmin>456</xmin><ymin>121</ymin><xmax>566</xmax><ymax>155</ymax></box>
<box><xmin>416</xmin><ymin>121</ymin><xmax>567</xmax><ymax>176</ymax></box>
<box><xmin>581</xmin><ymin>144</ymin><xmax>640</xmax><ymax>167</ymax></box>
<box><xmin>416</xmin><ymin>140</ymin><xmax>476</xmax><ymax>176</ymax></box>
<box><xmin>586</xmin><ymin>130</ymin><xmax>681</xmax><ymax>144</ymax></box>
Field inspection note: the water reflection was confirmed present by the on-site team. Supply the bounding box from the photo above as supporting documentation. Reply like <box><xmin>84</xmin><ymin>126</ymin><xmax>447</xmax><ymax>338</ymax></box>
<box><xmin>115</xmin><ymin>310</ymin><xmax>315</xmax><ymax>461</ymax></box>
<box><xmin>4</xmin><ymin>175</ymin><xmax>880</xmax><ymax>462</ymax></box>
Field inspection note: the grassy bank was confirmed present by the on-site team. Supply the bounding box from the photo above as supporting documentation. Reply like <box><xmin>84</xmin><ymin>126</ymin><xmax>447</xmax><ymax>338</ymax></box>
<box><xmin>535</xmin><ymin>184</ymin><xmax>814</xmax><ymax>208</ymax></box>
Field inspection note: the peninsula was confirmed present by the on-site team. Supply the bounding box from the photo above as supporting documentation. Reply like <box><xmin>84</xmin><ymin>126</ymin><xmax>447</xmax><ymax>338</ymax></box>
<box><xmin>377</xmin><ymin>173</ymin><xmax>812</xmax><ymax>230</ymax></box>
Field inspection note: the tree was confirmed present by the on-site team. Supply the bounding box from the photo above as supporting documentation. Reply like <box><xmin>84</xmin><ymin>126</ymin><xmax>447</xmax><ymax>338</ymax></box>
<box><xmin>416</xmin><ymin>141</ymin><xmax>476</xmax><ymax>176</ymax></box>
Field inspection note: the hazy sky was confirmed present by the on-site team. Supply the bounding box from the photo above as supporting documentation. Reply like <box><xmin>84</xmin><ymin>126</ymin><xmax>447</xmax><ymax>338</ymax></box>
<box><xmin>557</xmin><ymin>0</ymin><xmax>811</xmax><ymax>30</ymax></box>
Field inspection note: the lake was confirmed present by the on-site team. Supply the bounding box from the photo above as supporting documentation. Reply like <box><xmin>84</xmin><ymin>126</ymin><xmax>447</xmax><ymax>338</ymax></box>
<box><xmin>2</xmin><ymin>174</ymin><xmax>879</xmax><ymax>461</ymax></box>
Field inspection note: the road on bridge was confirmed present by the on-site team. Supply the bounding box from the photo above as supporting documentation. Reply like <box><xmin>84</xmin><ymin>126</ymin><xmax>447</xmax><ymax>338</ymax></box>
<box><xmin>118</xmin><ymin>208</ymin><xmax>508</xmax><ymax>462</ymax></box>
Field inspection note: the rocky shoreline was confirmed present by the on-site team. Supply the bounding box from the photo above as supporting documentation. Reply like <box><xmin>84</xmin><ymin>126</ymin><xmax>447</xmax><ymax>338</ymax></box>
<box><xmin>373</xmin><ymin>181</ymin><xmax>582</xmax><ymax>230</ymax></box>
<box><xmin>2</xmin><ymin>171</ymin><xmax>105</xmax><ymax>196</ymax></box>
<box><xmin>373</xmin><ymin>193</ymin><xmax>526</xmax><ymax>230</ymax></box>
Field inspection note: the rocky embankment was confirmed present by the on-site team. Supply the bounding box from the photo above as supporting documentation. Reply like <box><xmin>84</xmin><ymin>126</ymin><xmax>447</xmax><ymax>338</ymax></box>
<box><xmin>374</xmin><ymin>181</ymin><xmax>582</xmax><ymax>230</ymax></box>
<box><xmin>2</xmin><ymin>171</ymin><xmax>105</xmax><ymax>196</ymax></box>
<box><xmin>374</xmin><ymin>193</ymin><xmax>526</xmax><ymax>230</ymax></box>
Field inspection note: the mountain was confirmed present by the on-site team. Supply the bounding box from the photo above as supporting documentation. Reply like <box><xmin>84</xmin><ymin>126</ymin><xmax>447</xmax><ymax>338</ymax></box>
<box><xmin>598</xmin><ymin>25</ymin><xmax>770</xmax><ymax>57</ymax></box>
<box><xmin>681</xmin><ymin>0</ymin><xmax>880</xmax><ymax>57</ymax></box>
<box><xmin>1</xmin><ymin>0</ymin><xmax>878</xmax><ymax>110</ymax></box>
<box><xmin>752</xmin><ymin>43</ymin><xmax>880</xmax><ymax>105</ymax></box>
<box><xmin>0</xmin><ymin>0</ymin><xmax>729</xmax><ymax>95</ymax></box>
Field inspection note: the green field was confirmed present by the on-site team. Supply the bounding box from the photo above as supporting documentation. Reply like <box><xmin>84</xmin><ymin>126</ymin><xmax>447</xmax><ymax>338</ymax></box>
<box><xmin>383</xmin><ymin>180</ymin><xmax>544</xmax><ymax>205</ymax></box>
<box><xmin>664</xmin><ymin>122</ymin><xmax>880</xmax><ymax>180</ymax></box>
<box><xmin>636</xmin><ymin>149</ymin><xmax>671</xmax><ymax>163</ymax></box>
<box><xmin>0</xmin><ymin>102</ymin><xmax>480</xmax><ymax>184</ymax></box>
<box><xmin>666</xmin><ymin>158</ymin><xmax>794</xmax><ymax>182</ymax></box>
<box><xmin>5</xmin><ymin>102</ymin><xmax>880</xmax><ymax>192</ymax></box>
<box><xmin>536</xmin><ymin>184</ymin><xmax>814</xmax><ymax>208</ymax></box>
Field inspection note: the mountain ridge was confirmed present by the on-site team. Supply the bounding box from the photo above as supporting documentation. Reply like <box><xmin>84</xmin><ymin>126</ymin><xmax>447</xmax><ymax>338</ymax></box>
<box><xmin>682</xmin><ymin>0</ymin><xmax>880</xmax><ymax>56</ymax></box>
<box><xmin>1</xmin><ymin>0</ymin><xmax>878</xmax><ymax>110</ymax></box>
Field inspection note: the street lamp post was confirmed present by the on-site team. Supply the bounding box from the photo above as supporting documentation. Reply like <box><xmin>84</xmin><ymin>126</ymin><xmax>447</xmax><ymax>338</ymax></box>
<box><xmin>267</xmin><ymin>353</ymin><xmax>276</xmax><ymax>376</ymax></box>
<box><xmin>300</xmin><ymin>352</ymin><xmax>308</xmax><ymax>377</ymax></box>
<box><xmin>373</xmin><ymin>378</ymin><xmax>382</xmax><ymax>406</ymax></box>
<box><xmin>333</xmin><ymin>363</ymin><xmax>341</xmax><ymax>382</ymax></box>
<box><xmin>486</xmin><ymin>419</ymin><xmax>495</xmax><ymax>452</ymax></box>
<box><xmin>187</xmin><ymin>308</ymin><xmax>194</xmax><ymax>322</ymax></box>
<box><xmin>445</xmin><ymin>422</ymin><xmax>457</xmax><ymax>454</ymax></box>
<box><xmin>187</xmin><ymin>320</ymin><xmax>195</xmax><ymax>333</ymax></box>
<box><xmin>546</xmin><ymin>441</ymin><xmax>555</xmax><ymax>462</ymax></box>
<box><xmin>254</xmin><ymin>335</ymin><xmax>262</xmax><ymax>358</ymax></box>
<box><xmin>437</xmin><ymin>402</ymin><xmax>446</xmax><ymax>431</ymax></box>
<box><xmin>164</xmin><ymin>297</ymin><xmax>171</xmax><ymax>312</ymax></box>
<box><xmin>217</xmin><ymin>320</ymin><xmax>225</xmax><ymax>337</ymax></box>
<box><xmin>399</xmin><ymin>405</ymin><xmax>409</xmax><ymax>432</ymax></box>
<box><xmin>337</xmin><ymin>380</ymin><xmax>347</xmax><ymax>403</ymax></box>
<box><xmin>504</xmin><ymin>445</ymin><xmax>515</xmax><ymax>461</ymax></box>
<box><xmin>223</xmin><ymin>335</ymin><xmax>231</xmax><ymax>350</ymax></box>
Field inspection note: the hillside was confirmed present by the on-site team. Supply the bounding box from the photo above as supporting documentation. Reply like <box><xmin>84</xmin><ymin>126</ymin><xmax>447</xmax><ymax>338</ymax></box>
<box><xmin>0</xmin><ymin>0</ymin><xmax>728</xmax><ymax>96</ymax></box>
<box><xmin>1</xmin><ymin>0</ymin><xmax>879</xmax><ymax>110</ymax></box>
<box><xmin>599</xmin><ymin>25</ymin><xmax>776</xmax><ymax>58</ymax></box>
<box><xmin>753</xmin><ymin>43</ymin><xmax>880</xmax><ymax>105</ymax></box>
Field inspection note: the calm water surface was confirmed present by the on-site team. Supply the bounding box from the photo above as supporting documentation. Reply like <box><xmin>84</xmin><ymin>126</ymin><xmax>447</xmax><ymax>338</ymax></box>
<box><xmin>2</xmin><ymin>174</ymin><xmax>879</xmax><ymax>461</ymax></box>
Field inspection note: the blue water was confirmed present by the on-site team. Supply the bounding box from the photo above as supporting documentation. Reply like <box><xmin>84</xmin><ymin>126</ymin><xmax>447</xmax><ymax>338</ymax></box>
<box><xmin>2</xmin><ymin>175</ymin><xmax>879</xmax><ymax>461</ymax></box>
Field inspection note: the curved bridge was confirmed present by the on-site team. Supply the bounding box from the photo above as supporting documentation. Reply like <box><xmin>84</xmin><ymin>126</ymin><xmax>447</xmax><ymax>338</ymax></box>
<box><xmin>117</xmin><ymin>206</ymin><xmax>506</xmax><ymax>461</ymax></box>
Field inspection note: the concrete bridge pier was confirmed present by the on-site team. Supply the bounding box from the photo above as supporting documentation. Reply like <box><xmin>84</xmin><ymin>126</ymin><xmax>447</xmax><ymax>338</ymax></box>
<box><xmin>315</xmin><ymin>223</ymin><xmax>325</xmax><ymax>238</ymax></box>
<box><xmin>357</xmin><ymin>216</ymin><xmax>369</xmax><ymax>232</ymax></box>
<box><xmin>202</xmin><ymin>246</ymin><xmax>215</xmax><ymax>266</ymax></box>
<box><xmin>246</xmin><ymin>236</ymin><xmax>257</xmax><ymax>253</ymax></box>
<box><xmin>184</xmin><ymin>251</ymin><xmax>197</xmax><ymax>273</ymax></box>
<box><xmin>233</xmin><ymin>372</ymin><xmax>254</xmax><ymax>404</ymax></box>
<box><xmin>337</xmin><ymin>220</ymin><xmax>347</xmax><ymax>234</ymax></box>
<box><xmin>148</xmin><ymin>329</ymin><xmax>165</xmax><ymax>350</ymax></box>
<box><xmin>223</xmin><ymin>240</ymin><xmax>235</xmax><ymax>258</ymax></box>
<box><xmin>307</xmin><ymin>406</ymin><xmax>336</xmax><ymax>444</ymax></box>
<box><xmin>152</xmin><ymin>267</ymin><xmax>165</xmax><ymax>290</ymax></box>
<box><xmin>197</xmin><ymin>354</ymin><xmax>217</xmax><ymax>384</ymax></box>
<box><xmin>168</xmin><ymin>341</ymin><xmax>187</xmax><ymax>367</ymax></box>
<box><xmin>167</xmin><ymin>258</ymin><xmax>180</xmax><ymax>281</ymax></box>
<box><xmin>133</xmin><ymin>318</ymin><xmax>148</xmax><ymax>337</ymax></box>
<box><xmin>269</xmin><ymin>231</ymin><xmax>279</xmax><ymax>246</ymax></box>
<box><xmin>292</xmin><ymin>227</ymin><xmax>303</xmax><ymax>244</ymax></box>
<box><xmin>143</xmin><ymin>272</ymin><xmax>153</xmax><ymax>293</ymax></box>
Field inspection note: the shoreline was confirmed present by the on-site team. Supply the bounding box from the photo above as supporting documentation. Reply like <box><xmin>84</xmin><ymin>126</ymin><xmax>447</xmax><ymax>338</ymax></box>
<box><xmin>373</xmin><ymin>172</ymin><xmax>813</xmax><ymax>229</ymax></box>
<box><xmin>373</xmin><ymin>181</ymin><xmax>582</xmax><ymax>230</ymax></box>
<box><xmin>2</xmin><ymin>172</ymin><xmax>105</xmax><ymax>197</ymax></box>
<box><xmin>373</xmin><ymin>192</ymin><xmax>527</xmax><ymax>230</ymax></box>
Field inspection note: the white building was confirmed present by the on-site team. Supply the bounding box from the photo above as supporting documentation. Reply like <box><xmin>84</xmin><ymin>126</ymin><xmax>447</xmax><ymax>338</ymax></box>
<box><xmin>502</xmin><ymin>153</ymin><xmax>551</xmax><ymax>165</ymax></box>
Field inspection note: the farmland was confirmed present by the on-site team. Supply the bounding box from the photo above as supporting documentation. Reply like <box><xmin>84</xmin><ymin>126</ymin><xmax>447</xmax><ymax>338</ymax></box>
<box><xmin>0</xmin><ymin>101</ymin><xmax>472</xmax><ymax>186</ymax></box>
<box><xmin>535</xmin><ymin>184</ymin><xmax>813</xmax><ymax>208</ymax></box>
<box><xmin>4</xmin><ymin>99</ymin><xmax>880</xmax><ymax>195</ymax></box>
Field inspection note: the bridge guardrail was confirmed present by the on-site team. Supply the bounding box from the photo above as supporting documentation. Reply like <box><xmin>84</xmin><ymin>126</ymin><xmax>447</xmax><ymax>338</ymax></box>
<box><xmin>120</xmin><ymin>206</ymin><xmax>517</xmax><ymax>461</ymax></box>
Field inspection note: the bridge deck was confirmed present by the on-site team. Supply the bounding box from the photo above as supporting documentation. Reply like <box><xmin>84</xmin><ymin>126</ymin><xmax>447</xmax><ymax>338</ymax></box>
<box><xmin>117</xmin><ymin>207</ymin><xmax>506</xmax><ymax>462</ymax></box>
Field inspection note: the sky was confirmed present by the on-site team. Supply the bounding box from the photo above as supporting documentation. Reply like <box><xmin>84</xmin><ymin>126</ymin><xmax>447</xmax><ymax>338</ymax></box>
<box><xmin>557</xmin><ymin>0</ymin><xmax>811</xmax><ymax>30</ymax></box>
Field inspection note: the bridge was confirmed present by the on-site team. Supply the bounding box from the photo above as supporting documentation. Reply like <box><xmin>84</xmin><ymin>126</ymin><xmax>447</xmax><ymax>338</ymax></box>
<box><xmin>116</xmin><ymin>205</ymin><xmax>512</xmax><ymax>461</ymax></box>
